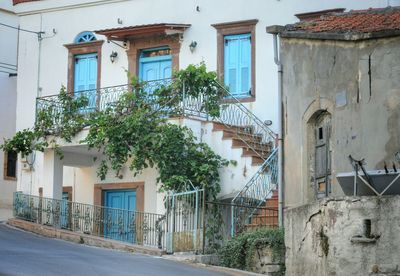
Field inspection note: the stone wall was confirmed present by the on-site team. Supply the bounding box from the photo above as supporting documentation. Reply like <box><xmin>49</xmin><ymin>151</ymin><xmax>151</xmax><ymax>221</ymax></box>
<box><xmin>285</xmin><ymin>195</ymin><xmax>400</xmax><ymax>276</ymax></box>
<box><xmin>281</xmin><ymin>36</ymin><xmax>400</xmax><ymax>208</ymax></box>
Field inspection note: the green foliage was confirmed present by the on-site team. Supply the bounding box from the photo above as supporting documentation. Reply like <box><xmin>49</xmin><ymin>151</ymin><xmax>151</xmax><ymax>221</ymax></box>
<box><xmin>1</xmin><ymin>64</ymin><xmax>229</xmax><ymax>200</ymax></box>
<box><xmin>219</xmin><ymin>228</ymin><xmax>285</xmax><ymax>273</ymax></box>
<box><xmin>35</xmin><ymin>85</ymin><xmax>89</xmax><ymax>142</ymax></box>
<box><xmin>84</xmin><ymin>78</ymin><xmax>228</xmax><ymax>198</ymax></box>
<box><xmin>1</xmin><ymin>86</ymin><xmax>89</xmax><ymax>158</ymax></box>
<box><xmin>156</xmin><ymin>62</ymin><xmax>227</xmax><ymax>117</ymax></box>
<box><xmin>0</xmin><ymin>129</ymin><xmax>47</xmax><ymax>158</ymax></box>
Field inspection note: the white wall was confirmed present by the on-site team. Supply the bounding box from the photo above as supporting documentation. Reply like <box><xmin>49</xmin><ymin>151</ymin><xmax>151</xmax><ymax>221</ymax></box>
<box><xmin>14</xmin><ymin>0</ymin><xmax>389</xmax><ymax>209</ymax></box>
<box><xmin>0</xmin><ymin>2</ymin><xmax>18</xmax><ymax>209</ymax></box>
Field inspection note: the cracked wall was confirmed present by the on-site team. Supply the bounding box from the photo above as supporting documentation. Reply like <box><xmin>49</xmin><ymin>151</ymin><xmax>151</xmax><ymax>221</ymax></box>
<box><xmin>281</xmin><ymin>36</ymin><xmax>400</xmax><ymax>208</ymax></box>
<box><xmin>285</xmin><ymin>196</ymin><xmax>400</xmax><ymax>276</ymax></box>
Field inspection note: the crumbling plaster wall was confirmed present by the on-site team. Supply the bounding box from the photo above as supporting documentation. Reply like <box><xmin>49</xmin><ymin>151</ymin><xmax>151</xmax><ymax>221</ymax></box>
<box><xmin>281</xmin><ymin>36</ymin><xmax>400</xmax><ymax>208</ymax></box>
<box><xmin>285</xmin><ymin>196</ymin><xmax>400</xmax><ymax>276</ymax></box>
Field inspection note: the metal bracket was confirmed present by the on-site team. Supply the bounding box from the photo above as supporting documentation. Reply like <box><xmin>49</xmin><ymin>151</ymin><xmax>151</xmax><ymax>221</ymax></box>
<box><xmin>107</xmin><ymin>39</ymin><xmax>128</xmax><ymax>50</ymax></box>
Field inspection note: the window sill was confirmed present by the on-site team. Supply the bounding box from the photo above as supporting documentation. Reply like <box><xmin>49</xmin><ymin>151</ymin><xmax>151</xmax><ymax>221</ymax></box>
<box><xmin>4</xmin><ymin>176</ymin><xmax>17</xmax><ymax>181</ymax></box>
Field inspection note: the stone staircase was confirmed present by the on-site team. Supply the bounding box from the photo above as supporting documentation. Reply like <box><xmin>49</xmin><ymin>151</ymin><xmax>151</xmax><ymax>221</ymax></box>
<box><xmin>211</xmin><ymin>122</ymin><xmax>279</xmax><ymax>231</ymax></box>
<box><xmin>246</xmin><ymin>190</ymin><xmax>278</xmax><ymax>229</ymax></box>
<box><xmin>212</xmin><ymin>122</ymin><xmax>273</xmax><ymax>166</ymax></box>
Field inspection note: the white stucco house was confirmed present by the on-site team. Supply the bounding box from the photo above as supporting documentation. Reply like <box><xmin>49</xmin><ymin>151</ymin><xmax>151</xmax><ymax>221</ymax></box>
<box><xmin>10</xmin><ymin>0</ymin><xmax>391</xmax><ymax>243</ymax></box>
<box><xmin>0</xmin><ymin>1</ymin><xmax>18</xmax><ymax>218</ymax></box>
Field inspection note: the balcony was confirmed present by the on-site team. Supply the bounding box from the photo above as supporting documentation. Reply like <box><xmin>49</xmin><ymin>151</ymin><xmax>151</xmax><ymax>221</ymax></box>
<box><xmin>35</xmin><ymin>78</ymin><xmax>276</xmax><ymax>158</ymax></box>
<box><xmin>35</xmin><ymin>79</ymin><xmax>217</xmax><ymax>132</ymax></box>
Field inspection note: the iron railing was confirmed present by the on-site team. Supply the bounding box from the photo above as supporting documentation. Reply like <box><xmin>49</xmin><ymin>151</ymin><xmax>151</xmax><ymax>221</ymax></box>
<box><xmin>13</xmin><ymin>192</ymin><xmax>166</xmax><ymax>249</ymax></box>
<box><xmin>35</xmin><ymin>79</ymin><xmax>279</xmax><ymax>238</ymax></box>
<box><xmin>204</xmin><ymin>200</ymin><xmax>278</xmax><ymax>250</ymax></box>
<box><xmin>231</xmin><ymin>147</ymin><xmax>279</xmax><ymax>235</ymax></box>
<box><xmin>35</xmin><ymin>80</ymin><xmax>276</xmax><ymax>155</ymax></box>
<box><xmin>36</xmin><ymin>79</ymin><xmax>175</xmax><ymax>129</ymax></box>
<box><xmin>165</xmin><ymin>189</ymin><xmax>205</xmax><ymax>253</ymax></box>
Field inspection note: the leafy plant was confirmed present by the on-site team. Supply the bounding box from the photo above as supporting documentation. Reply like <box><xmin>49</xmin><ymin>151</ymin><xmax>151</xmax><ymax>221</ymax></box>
<box><xmin>1</xmin><ymin>64</ymin><xmax>230</xmax><ymax>202</ymax></box>
<box><xmin>0</xmin><ymin>129</ymin><xmax>47</xmax><ymax>158</ymax></box>
<box><xmin>219</xmin><ymin>228</ymin><xmax>285</xmax><ymax>274</ymax></box>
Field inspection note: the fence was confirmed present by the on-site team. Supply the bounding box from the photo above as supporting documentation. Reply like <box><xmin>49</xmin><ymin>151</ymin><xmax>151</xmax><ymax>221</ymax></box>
<box><xmin>165</xmin><ymin>189</ymin><xmax>205</xmax><ymax>253</ymax></box>
<box><xmin>202</xmin><ymin>200</ymin><xmax>278</xmax><ymax>252</ymax></box>
<box><xmin>13</xmin><ymin>192</ymin><xmax>166</xmax><ymax>249</ymax></box>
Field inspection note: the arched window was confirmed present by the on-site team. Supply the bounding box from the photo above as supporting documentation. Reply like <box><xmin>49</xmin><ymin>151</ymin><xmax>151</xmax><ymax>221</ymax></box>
<box><xmin>74</xmin><ymin>31</ymin><xmax>97</xmax><ymax>43</ymax></box>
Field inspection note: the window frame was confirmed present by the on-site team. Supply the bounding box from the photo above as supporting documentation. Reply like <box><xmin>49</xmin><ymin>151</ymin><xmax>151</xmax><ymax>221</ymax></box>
<box><xmin>64</xmin><ymin>40</ymin><xmax>104</xmax><ymax>95</ymax></box>
<box><xmin>4</xmin><ymin>151</ymin><xmax>17</xmax><ymax>181</ymax></box>
<box><xmin>212</xmin><ymin>19</ymin><xmax>258</xmax><ymax>103</ymax></box>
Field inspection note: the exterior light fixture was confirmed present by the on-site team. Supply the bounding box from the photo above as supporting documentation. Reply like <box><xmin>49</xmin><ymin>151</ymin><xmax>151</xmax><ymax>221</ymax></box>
<box><xmin>189</xmin><ymin>41</ymin><xmax>197</xmax><ymax>52</ymax></box>
<box><xmin>110</xmin><ymin>51</ymin><xmax>118</xmax><ymax>63</ymax></box>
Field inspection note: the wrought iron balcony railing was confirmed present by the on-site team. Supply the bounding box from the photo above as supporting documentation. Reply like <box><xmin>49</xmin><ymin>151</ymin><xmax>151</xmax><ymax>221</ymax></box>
<box><xmin>35</xmin><ymin>79</ymin><xmax>276</xmax><ymax>153</ymax></box>
<box><xmin>13</xmin><ymin>192</ymin><xmax>166</xmax><ymax>249</ymax></box>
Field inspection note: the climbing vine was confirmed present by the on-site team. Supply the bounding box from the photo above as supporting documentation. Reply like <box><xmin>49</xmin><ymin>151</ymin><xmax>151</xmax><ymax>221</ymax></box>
<box><xmin>219</xmin><ymin>228</ymin><xmax>285</xmax><ymax>274</ymax></box>
<box><xmin>1</xmin><ymin>64</ymin><xmax>229</xmax><ymax>200</ymax></box>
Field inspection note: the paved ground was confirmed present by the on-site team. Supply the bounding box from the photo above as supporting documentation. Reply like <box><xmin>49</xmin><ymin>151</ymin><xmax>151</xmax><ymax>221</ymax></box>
<box><xmin>0</xmin><ymin>224</ymin><xmax>229</xmax><ymax>276</ymax></box>
<box><xmin>0</xmin><ymin>208</ymin><xmax>12</xmax><ymax>221</ymax></box>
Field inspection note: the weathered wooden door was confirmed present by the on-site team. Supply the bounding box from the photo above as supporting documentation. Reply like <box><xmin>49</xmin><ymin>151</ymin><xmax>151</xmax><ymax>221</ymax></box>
<box><xmin>315</xmin><ymin>113</ymin><xmax>331</xmax><ymax>198</ymax></box>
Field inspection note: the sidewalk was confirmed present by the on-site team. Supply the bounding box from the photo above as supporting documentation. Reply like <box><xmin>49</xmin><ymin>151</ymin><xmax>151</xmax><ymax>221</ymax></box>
<box><xmin>0</xmin><ymin>208</ymin><xmax>12</xmax><ymax>221</ymax></box>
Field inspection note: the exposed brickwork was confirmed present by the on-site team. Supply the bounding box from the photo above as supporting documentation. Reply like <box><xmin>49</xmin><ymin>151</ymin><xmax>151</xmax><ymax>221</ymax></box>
<box><xmin>13</xmin><ymin>0</ymin><xmax>39</xmax><ymax>5</ymax></box>
<box><xmin>287</xmin><ymin>7</ymin><xmax>400</xmax><ymax>34</ymax></box>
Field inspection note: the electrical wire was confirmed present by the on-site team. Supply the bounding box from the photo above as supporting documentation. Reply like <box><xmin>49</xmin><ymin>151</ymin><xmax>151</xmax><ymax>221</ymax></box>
<box><xmin>0</xmin><ymin>22</ymin><xmax>41</xmax><ymax>34</ymax></box>
<box><xmin>0</xmin><ymin>61</ymin><xmax>17</xmax><ymax>68</ymax></box>
<box><xmin>0</xmin><ymin>65</ymin><xmax>17</xmax><ymax>71</ymax></box>
<box><xmin>0</xmin><ymin>70</ymin><xmax>16</xmax><ymax>75</ymax></box>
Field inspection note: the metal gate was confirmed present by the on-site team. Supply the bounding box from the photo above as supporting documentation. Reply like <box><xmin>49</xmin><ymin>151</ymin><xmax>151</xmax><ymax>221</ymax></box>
<box><xmin>165</xmin><ymin>188</ymin><xmax>204</xmax><ymax>253</ymax></box>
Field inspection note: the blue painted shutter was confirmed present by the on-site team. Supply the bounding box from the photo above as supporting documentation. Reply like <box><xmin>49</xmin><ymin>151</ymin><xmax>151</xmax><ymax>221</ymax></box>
<box><xmin>74</xmin><ymin>53</ymin><xmax>97</xmax><ymax>92</ymax></box>
<box><xmin>224</xmin><ymin>34</ymin><xmax>251</xmax><ymax>96</ymax></box>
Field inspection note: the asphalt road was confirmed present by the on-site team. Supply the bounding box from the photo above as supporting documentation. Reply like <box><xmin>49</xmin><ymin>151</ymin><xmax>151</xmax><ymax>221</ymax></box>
<box><xmin>0</xmin><ymin>224</ymin><xmax>228</xmax><ymax>276</ymax></box>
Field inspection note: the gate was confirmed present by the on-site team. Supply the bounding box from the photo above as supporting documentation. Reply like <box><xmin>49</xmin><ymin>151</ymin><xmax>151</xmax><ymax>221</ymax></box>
<box><xmin>165</xmin><ymin>188</ymin><xmax>204</xmax><ymax>253</ymax></box>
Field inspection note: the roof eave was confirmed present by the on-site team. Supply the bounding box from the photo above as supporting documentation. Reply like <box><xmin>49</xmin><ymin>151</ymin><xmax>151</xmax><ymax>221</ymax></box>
<box><xmin>280</xmin><ymin>29</ymin><xmax>400</xmax><ymax>41</ymax></box>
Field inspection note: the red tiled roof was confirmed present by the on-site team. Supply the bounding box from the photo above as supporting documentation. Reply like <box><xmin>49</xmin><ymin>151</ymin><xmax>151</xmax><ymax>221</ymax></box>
<box><xmin>94</xmin><ymin>23</ymin><xmax>191</xmax><ymax>41</ymax></box>
<box><xmin>288</xmin><ymin>7</ymin><xmax>400</xmax><ymax>34</ymax></box>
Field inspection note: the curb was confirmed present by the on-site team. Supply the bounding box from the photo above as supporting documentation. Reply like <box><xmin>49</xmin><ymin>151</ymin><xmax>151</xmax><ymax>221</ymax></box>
<box><xmin>7</xmin><ymin>218</ymin><xmax>164</xmax><ymax>256</ymax></box>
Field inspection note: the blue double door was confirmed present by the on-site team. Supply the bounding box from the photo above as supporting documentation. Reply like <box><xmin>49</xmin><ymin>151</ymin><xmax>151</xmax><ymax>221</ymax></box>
<box><xmin>74</xmin><ymin>53</ymin><xmax>98</xmax><ymax>111</ymax></box>
<box><xmin>104</xmin><ymin>190</ymin><xmax>136</xmax><ymax>242</ymax></box>
<box><xmin>139</xmin><ymin>48</ymin><xmax>172</xmax><ymax>95</ymax></box>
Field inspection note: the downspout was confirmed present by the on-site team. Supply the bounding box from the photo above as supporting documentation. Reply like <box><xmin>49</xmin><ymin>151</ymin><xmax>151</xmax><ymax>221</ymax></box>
<box><xmin>267</xmin><ymin>25</ymin><xmax>284</xmax><ymax>228</ymax></box>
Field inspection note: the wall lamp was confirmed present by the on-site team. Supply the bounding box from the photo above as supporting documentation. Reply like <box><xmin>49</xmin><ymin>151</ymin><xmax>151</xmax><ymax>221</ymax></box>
<box><xmin>110</xmin><ymin>51</ymin><xmax>118</xmax><ymax>63</ymax></box>
<box><xmin>189</xmin><ymin>41</ymin><xmax>197</xmax><ymax>52</ymax></box>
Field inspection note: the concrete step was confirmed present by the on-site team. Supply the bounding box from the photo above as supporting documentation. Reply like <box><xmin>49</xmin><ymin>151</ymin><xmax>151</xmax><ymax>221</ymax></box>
<box><xmin>212</xmin><ymin>122</ymin><xmax>254</xmax><ymax>134</ymax></box>
<box><xmin>222</xmin><ymin>129</ymin><xmax>263</xmax><ymax>143</ymax></box>
<box><xmin>251</xmin><ymin>156</ymin><xmax>264</xmax><ymax>166</ymax></box>
<box><xmin>231</xmin><ymin>139</ymin><xmax>272</xmax><ymax>153</ymax></box>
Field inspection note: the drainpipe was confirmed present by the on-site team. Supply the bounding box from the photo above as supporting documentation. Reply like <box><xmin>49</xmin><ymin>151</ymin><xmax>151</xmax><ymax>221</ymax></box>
<box><xmin>267</xmin><ymin>25</ymin><xmax>284</xmax><ymax>228</ymax></box>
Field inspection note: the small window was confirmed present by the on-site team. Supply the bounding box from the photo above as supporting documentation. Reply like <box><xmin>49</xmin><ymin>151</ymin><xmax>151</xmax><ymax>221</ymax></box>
<box><xmin>74</xmin><ymin>31</ymin><xmax>97</xmax><ymax>44</ymax></box>
<box><xmin>4</xmin><ymin>151</ymin><xmax>17</xmax><ymax>180</ymax></box>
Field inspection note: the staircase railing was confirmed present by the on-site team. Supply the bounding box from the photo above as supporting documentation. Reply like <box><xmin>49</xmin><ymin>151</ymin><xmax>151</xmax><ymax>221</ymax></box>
<box><xmin>35</xmin><ymin>80</ymin><xmax>279</xmax><ymax>236</ymax></box>
<box><xmin>230</xmin><ymin>147</ymin><xmax>278</xmax><ymax>235</ymax></box>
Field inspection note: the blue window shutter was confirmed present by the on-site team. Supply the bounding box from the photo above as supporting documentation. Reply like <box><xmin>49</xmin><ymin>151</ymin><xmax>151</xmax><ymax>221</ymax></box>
<box><xmin>224</xmin><ymin>34</ymin><xmax>251</xmax><ymax>96</ymax></box>
<box><xmin>239</xmin><ymin>35</ymin><xmax>251</xmax><ymax>95</ymax></box>
<box><xmin>74</xmin><ymin>53</ymin><xmax>97</xmax><ymax>92</ymax></box>
<box><xmin>224</xmin><ymin>36</ymin><xmax>238</xmax><ymax>94</ymax></box>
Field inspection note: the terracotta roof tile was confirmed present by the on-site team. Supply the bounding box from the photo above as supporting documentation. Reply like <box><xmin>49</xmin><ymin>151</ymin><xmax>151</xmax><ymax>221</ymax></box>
<box><xmin>287</xmin><ymin>7</ymin><xmax>400</xmax><ymax>34</ymax></box>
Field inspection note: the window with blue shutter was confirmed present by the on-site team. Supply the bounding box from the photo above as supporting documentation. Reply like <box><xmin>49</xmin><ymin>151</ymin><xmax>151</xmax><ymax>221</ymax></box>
<box><xmin>224</xmin><ymin>33</ymin><xmax>251</xmax><ymax>97</ymax></box>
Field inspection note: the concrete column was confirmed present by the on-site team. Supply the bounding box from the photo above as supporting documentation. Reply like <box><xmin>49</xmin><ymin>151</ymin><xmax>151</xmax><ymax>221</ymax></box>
<box><xmin>43</xmin><ymin>149</ymin><xmax>63</xmax><ymax>200</ymax></box>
